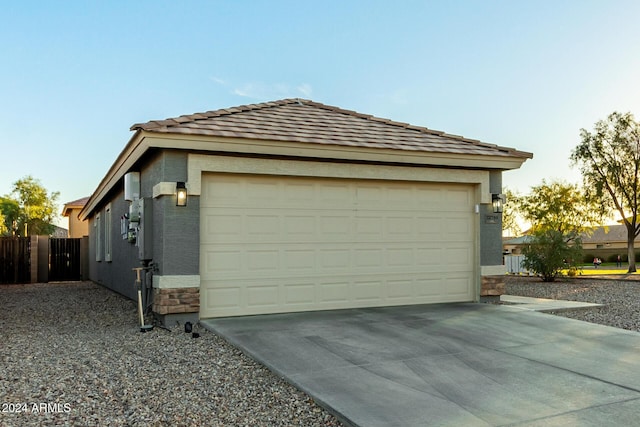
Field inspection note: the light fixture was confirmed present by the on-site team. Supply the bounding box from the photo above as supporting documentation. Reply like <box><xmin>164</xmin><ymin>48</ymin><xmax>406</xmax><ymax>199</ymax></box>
<box><xmin>176</xmin><ymin>182</ymin><xmax>188</xmax><ymax>207</ymax></box>
<box><xmin>492</xmin><ymin>193</ymin><xmax>504</xmax><ymax>214</ymax></box>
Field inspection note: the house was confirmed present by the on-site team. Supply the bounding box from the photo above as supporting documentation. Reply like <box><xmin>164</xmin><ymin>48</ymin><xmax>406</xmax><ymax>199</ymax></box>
<box><xmin>50</xmin><ymin>225</ymin><xmax>69</xmax><ymax>238</ymax></box>
<box><xmin>62</xmin><ymin>196</ymin><xmax>90</xmax><ymax>238</ymax></box>
<box><xmin>504</xmin><ymin>224</ymin><xmax>640</xmax><ymax>263</ymax></box>
<box><xmin>80</xmin><ymin>99</ymin><xmax>532</xmax><ymax>325</ymax></box>
<box><xmin>503</xmin><ymin>235</ymin><xmax>533</xmax><ymax>255</ymax></box>
<box><xmin>582</xmin><ymin>224</ymin><xmax>638</xmax><ymax>261</ymax></box>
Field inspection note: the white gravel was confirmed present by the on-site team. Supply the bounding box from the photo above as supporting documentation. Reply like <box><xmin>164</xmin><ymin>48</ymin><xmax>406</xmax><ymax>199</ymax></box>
<box><xmin>504</xmin><ymin>275</ymin><xmax>640</xmax><ymax>332</ymax></box>
<box><xmin>0</xmin><ymin>282</ymin><xmax>343</xmax><ymax>427</ymax></box>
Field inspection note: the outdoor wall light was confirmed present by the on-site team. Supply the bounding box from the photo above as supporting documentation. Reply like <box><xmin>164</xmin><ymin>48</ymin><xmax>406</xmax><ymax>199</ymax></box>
<box><xmin>176</xmin><ymin>182</ymin><xmax>188</xmax><ymax>207</ymax></box>
<box><xmin>492</xmin><ymin>193</ymin><xmax>504</xmax><ymax>214</ymax></box>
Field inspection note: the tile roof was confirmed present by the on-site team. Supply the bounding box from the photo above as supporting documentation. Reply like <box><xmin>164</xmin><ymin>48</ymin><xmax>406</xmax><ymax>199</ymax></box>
<box><xmin>583</xmin><ymin>224</ymin><xmax>633</xmax><ymax>243</ymax></box>
<box><xmin>131</xmin><ymin>99</ymin><xmax>532</xmax><ymax>159</ymax></box>
<box><xmin>62</xmin><ymin>196</ymin><xmax>90</xmax><ymax>217</ymax></box>
<box><xmin>64</xmin><ymin>196</ymin><xmax>90</xmax><ymax>207</ymax></box>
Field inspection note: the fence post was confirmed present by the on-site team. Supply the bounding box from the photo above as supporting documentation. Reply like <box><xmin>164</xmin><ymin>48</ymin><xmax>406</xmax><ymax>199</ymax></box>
<box><xmin>30</xmin><ymin>236</ymin><xmax>38</xmax><ymax>283</ymax></box>
<box><xmin>80</xmin><ymin>236</ymin><xmax>89</xmax><ymax>280</ymax></box>
<box><xmin>37</xmin><ymin>236</ymin><xmax>49</xmax><ymax>283</ymax></box>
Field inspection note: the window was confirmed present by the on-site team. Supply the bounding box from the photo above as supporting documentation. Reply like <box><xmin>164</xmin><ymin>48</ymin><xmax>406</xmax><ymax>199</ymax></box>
<box><xmin>95</xmin><ymin>213</ymin><xmax>102</xmax><ymax>261</ymax></box>
<box><xmin>105</xmin><ymin>204</ymin><xmax>112</xmax><ymax>262</ymax></box>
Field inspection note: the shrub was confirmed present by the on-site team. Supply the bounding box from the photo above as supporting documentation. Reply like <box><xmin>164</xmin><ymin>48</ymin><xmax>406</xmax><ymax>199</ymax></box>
<box><xmin>522</xmin><ymin>229</ymin><xmax>583</xmax><ymax>282</ymax></box>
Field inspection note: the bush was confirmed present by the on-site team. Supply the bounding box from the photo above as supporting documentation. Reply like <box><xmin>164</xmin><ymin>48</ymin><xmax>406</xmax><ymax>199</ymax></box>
<box><xmin>522</xmin><ymin>229</ymin><xmax>583</xmax><ymax>282</ymax></box>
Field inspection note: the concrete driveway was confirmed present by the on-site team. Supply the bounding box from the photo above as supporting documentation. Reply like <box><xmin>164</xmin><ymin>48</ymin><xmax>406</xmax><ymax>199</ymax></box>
<box><xmin>202</xmin><ymin>303</ymin><xmax>640</xmax><ymax>426</ymax></box>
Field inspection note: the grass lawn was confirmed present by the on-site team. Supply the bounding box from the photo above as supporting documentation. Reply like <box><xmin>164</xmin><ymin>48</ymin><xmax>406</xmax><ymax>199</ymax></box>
<box><xmin>564</xmin><ymin>263</ymin><xmax>640</xmax><ymax>276</ymax></box>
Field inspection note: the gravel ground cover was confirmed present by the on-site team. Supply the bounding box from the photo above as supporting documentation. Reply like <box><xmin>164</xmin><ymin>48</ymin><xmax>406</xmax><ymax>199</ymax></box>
<box><xmin>4</xmin><ymin>278</ymin><xmax>638</xmax><ymax>426</ymax></box>
<box><xmin>0</xmin><ymin>282</ymin><xmax>342</xmax><ymax>427</ymax></box>
<box><xmin>504</xmin><ymin>275</ymin><xmax>640</xmax><ymax>333</ymax></box>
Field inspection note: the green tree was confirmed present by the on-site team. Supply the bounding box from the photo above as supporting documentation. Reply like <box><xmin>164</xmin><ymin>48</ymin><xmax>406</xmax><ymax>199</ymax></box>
<box><xmin>502</xmin><ymin>188</ymin><xmax>522</xmax><ymax>237</ymax></box>
<box><xmin>0</xmin><ymin>197</ymin><xmax>20</xmax><ymax>236</ymax></box>
<box><xmin>0</xmin><ymin>210</ymin><xmax>6</xmax><ymax>235</ymax></box>
<box><xmin>519</xmin><ymin>180</ymin><xmax>602</xmax><ymax>281</ymax></box>
<box><xmin>2</xmin><ymin>176</ymin><xmax>60</xmax><ymax>236</ymax></box>
<box><xmin>519</xmin><ymin>180</ymin><xmax>603</xmax><ymax>235</ymax></box>
<box><xmin>571</xmin><ymin>112</ymin><xmax>640</xmax><ymax>272</ymax></box>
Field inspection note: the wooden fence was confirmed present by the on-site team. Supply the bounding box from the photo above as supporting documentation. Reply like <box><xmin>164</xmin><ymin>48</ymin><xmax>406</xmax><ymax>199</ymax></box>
<box><xmin>49</xmin><ymin>238</ymin><xmax>81</xmax><ymax>281</ymax></box>
<box><xmin>0</xmin><ymin>236</ymin><xmax>87</xmax><ymax>284</ymax></box>
<box><xmin>0</xmin><ymin>237</ymin><xmax>31</xmax><ymax>284</ymax></box>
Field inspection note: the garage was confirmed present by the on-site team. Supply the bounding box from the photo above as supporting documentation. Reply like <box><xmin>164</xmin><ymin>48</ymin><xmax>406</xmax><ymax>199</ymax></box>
<box><xmin>200</xmin><ymin>172</ymin><xmax>475</xmax><ymax>318</ymax></box>
<box><xmin>81</xmin><ymin>98</ymin><xmax>531</xmax><ymax>325</ymax></box>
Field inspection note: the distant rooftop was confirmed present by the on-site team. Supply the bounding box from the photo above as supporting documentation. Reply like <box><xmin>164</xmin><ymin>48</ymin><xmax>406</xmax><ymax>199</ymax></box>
<box><xmin>62</xmin><ymin>196</ymin><xmax>90</xmax><ymax>217</ymax></box>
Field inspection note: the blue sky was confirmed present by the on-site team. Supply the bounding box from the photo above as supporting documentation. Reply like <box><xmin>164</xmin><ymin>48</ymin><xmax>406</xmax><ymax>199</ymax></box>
<box><xmin>2</xmin><ymin>1</ymin><xmax>640</xmax><ymax>227</ymax></box>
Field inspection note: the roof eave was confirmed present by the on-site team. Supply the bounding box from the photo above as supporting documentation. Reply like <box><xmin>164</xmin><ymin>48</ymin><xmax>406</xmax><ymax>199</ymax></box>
<box><xmin>80</xmin><ymin>130</ymin><xmax>531</xmax><ymax>221</ymax></box>
<box><xmin>79</xmin><ymin>129</ymin><xmax>146</xmax><ymax>221</ymax></box>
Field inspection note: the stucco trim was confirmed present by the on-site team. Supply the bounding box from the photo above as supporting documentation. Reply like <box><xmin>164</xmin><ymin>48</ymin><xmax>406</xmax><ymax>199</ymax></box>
<box><xmin>82</xmin><ymin>127</ymin><xmax>529</xmax><ymax>220</ymax></box>
<box><xmin>152</xmin><ymin>182</ymin><xmax>191</xmax><ymax>199</ymax></box>
<box><xmin>481</xmin><ymin>265</ymin><xmax>507</xmax><ymax>276</ymax></box>
<box><xmin>148</xmin><ymin>134</ymin><xmax>529</xmax><ymax>170</ymax></box>
<box><xmin>153</xmin><ymin>275</ymin><xmax>201</xmax><ymax>289</ymax></box>
<box><xmin>187</xmin><ymin>153</ymin><xmax>492</xmax><ymax>203</ymax></box>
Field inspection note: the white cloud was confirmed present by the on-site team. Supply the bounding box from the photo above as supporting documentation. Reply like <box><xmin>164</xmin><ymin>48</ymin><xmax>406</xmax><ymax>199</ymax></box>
<box><xmin>210</xmin><ymin>76</ymin><xmax>227</xmax><ymax>85</ymax></box>
<box><xmin>297</xmin><ymin>83</ymin><xmax>313</xmax><ymax>98</ymax></box>
<box><xmin>232</xmin><ymin>81</ymin><xmax>313</xmax><ymax>100</ymax></box>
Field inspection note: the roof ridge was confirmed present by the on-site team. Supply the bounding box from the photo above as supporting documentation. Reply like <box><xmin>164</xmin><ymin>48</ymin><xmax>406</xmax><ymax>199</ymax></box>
<box><xmin>128</xmin><ymin>98</ymin><xmax>531</xmax><ymax>159</ymax></box>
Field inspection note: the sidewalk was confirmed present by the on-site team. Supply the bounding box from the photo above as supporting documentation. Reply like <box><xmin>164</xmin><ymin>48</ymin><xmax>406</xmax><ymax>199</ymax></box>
<box><xmin>500</xmin><ymin>295</ymin><xmax>603</xmax><ymax>312</ymax></box>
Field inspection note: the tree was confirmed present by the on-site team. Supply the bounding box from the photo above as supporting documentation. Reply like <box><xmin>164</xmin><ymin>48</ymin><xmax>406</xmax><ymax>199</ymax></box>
<box><xmin>1</xmin><ymin>176</ymin><xmax>60</xmax><ymax>236</ymax></box>
<box><xmin>501</xmin><ymin>188</ymin><xmax>522</xmax><ymax>237</ymax></box>
<box><xmin>518</xmin><ymin>180</ymin><xmax>602</xmax><ymax>281</ymax></box>
<box><xmin>0</xmin><ymin>210</ymin><xmax>6</xmax><ymax>236</ymax></box>
<box><xmin>519</xmin><ymin>180</ymin><xmax>603</xmax><ymax>235</ymax></box>
<box><xmin>571</xmin><ymin>112</ymin><xmax>640</xmax><ymax>272</ymax></box>
<box><xmin>0</xmin><ymin>197</ymin><xmax>20</xmax><ymax>236</ymax></box>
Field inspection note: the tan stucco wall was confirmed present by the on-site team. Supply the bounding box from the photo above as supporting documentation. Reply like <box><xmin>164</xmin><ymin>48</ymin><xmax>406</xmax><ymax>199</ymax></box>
<box><xmin>67</xmin><ymin>208</ymin><xmax>89</xmax><ymax>238</ymax></box>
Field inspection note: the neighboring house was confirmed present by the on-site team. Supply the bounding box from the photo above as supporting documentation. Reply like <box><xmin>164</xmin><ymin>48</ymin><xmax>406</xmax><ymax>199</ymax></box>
<box><xmin>80</xmin><ymin>99</ymin><xmax>532</xmax><ymax>325</ymax></box>
<box><xmin>62</xmin><ymin>197</ymin><xmax>90</xmax><ymax>238</ymax></box>
<box><xmin>503</xmin><ymin>235</ymin><xmax>533</xmax><ymax>255</ymax></box>
<box><xmin>50</xmin><ymin>225</ymin><xmax>69</xmax><ymax>238</ymax></box>
<box><xmin>582</xmin><ymin>224</ymin><xmax>638</xmax><ymax>261</ymax></box>
<box><xmin>504</xmin><ymin>224</ymin><xmax>638</xmax><ymax>262</ymax></box>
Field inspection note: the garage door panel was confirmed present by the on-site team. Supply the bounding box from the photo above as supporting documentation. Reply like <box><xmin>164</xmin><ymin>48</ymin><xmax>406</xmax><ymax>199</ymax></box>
<box><xmin>320</xmin><ymin>215</ymin><xmax>352</xmax><ymax>236</ymax></box>
<box><xmin>319</xmin><ymin>281</ymin><xmax>350</xmax><ymax>304</ymax></box>
<box><xmin>200</xmin><ymin>174</ymin><xmax>476</xmax><ymax>318</ymax></box>
<box><xmin>353</xmin><ymin>280</ymin><xmax>384</xmax><ymax>302</ymax></box>
<box><xmin>285</xmin><ymin>215</ymin><xmax>316</xmax><ymax>235</ymax></box>
<box><xmin>202</xmin><ymin>249</ymin><xmax>242</xmax><ymax>273</ymax></box>
<box><xmin>387</xmin><ymin>216</ymin><xmax>414</xmax><ymax>236</ymax></box>
<box><xmin>354</xmin><ymin>248</ymin><xmax>383</xmax><ymax>268</ymax></box>
<box><xmin>387</xmin><ymin>248</ymin><xmax>414</xmax><ymax>266</ymax></box>
<box><xmin>387</xmin><ymin>279</ymin><xmax>413</xmax><ymax>300</ymax></box>
<box><xmin>246</xmin><ymin>284</ymin><xmax>279</xmax><ymax>308</ymax></box>
<box><xmin>204</xmin><ymin>285</ymin><xmax>240</xmax><ymax>310</ymax></box>
<box><xmin>320</xmin><ymin>249</ymin><xmax>351</xmax><ymax>269</ymax></box>
<box><xmin>246</xmin><ymin>249</ymin><xmax>280</xmax><ymax>272</ymax></box>
<box><xmin>445</xmin><ymin>275</ymin><xmax>474</xmax><ymax>297</ymax></box>
<box><xmin>355</xmin><ymin>216</ymin><xmax>384</xmax><ymax>237</ymax></box>
<box><xmin>445</xmin><ymin>246</ymin><xmax>473</xmax><ymax>267</ymax></box>
<box><xmin>284</xmin><ymin>283</ymin><xmax>316</xmax><ymax>305</ymax></box>
<box><xmin>283</xmin><ymin>250</ymin><xmax>316</xmax><ymax>270</ymax></box>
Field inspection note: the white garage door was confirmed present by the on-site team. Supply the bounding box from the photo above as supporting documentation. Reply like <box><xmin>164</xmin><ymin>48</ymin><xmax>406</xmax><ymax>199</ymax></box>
<box><xmin>200</xmin><ymin>173</ymin><xmax>476</xmax><ymax>318</ymax></box>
